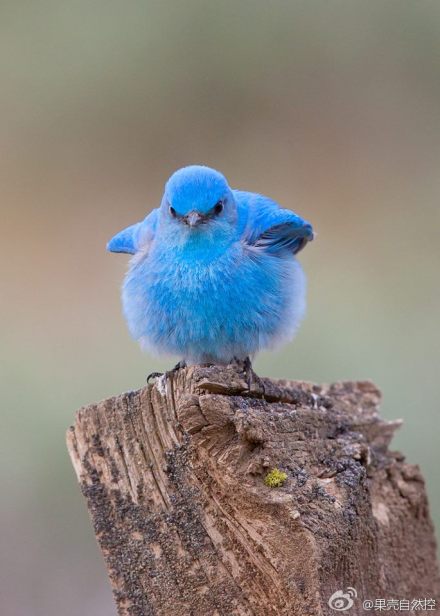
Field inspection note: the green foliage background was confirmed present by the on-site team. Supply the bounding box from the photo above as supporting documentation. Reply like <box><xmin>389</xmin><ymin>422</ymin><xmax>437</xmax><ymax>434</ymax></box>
<box><xmin>1</xmin><ymin>2</ymin><xmax>439</xmax><ymax>613</ymax></box>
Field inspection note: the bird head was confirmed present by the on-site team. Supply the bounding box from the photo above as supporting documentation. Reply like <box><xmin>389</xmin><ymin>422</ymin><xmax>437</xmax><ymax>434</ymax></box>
<box><xmin>161</xmin><ymin>165</ymin><xmax>236</xmax><ymax>232</ymax></box>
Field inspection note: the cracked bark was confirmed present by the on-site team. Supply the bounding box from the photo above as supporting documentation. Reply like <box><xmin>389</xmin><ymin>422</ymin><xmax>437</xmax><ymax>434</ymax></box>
<box><xmin>66</xmin><ymin>364</ymin><xmax>440</xmax><ymax>615</ymax></box>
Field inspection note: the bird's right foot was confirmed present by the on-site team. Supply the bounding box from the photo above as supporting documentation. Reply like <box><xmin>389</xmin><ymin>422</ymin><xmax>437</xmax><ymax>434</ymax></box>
<box><xmin>147</xmin><ymin>371</ymin><xmax>163</xmax><ymax>384</ymax></box>
<box><xmin>146</xmin><ymin>360</ymin><xmax>187</xmax><ymax>384</ymax></box>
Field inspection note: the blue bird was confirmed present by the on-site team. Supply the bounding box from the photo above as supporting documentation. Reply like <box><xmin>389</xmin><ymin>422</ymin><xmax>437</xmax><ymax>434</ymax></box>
<box><xmin>107</xmin><ymin>165</ymin><xmax>313</xmax><ymax>367</ymax></box>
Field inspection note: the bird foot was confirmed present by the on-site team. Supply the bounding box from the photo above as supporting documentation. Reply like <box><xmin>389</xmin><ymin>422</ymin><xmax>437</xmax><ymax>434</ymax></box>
<box><xmin>146</xmin><ymin>360</ymin><xmax>187</xmax><ymax>384</ymax></box>
<box><xmin>230</xmin><ymin>356</ymin><xmax>255</xmax><ymax>389</ymax></box>
<box><xmin>146</xmin><ymin>371</ymin><xmax>163</xmax><ymax>384</ymax></box>
<box><xmin>243</xmin><ymin>356</ymin><xmax>254</xmax><ymax>389</ymax></box>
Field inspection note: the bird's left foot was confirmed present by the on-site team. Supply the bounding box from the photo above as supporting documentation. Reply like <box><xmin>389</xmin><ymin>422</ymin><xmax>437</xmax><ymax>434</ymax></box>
<box><xmin>243</xmin><ymin>356</ymin><xmax>252</xmax><ymax>373</ymax></box>
<box><xmin>146</xmin><ymin>360</ymin><xmax>187</xmax><ymax>384</ymax></box>
<box><xmin>231</xmin><ymin>356</ymin><xmax>255</xmax><ymax>388</ymax></box>
<box><xmin>243</xmin><ymin>356</ymin><xmax>254</xmax><ymax>388</ymax></box>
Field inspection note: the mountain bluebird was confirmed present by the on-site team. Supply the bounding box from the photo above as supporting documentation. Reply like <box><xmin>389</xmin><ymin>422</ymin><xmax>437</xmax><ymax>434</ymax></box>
<box><xmin>107</xmin><ymin>165</ymin><xmax>313</xmax><ymax>366</ymax></box>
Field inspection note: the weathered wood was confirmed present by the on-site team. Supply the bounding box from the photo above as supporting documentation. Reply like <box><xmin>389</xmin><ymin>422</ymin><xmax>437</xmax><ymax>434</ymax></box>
<box><xmin>67</xmin><ymin>364</ymin><xmax>440</xmax><ymax>615</ymax></box>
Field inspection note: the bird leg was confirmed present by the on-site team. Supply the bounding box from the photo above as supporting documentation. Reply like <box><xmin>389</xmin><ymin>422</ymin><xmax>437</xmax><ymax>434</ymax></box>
<box><xmin>229</xmin><ymin>356</ymin><xmax>255</xmax><ymax>389</ymax></box>
<box><xmin>243</xmin><ymin>356</ymin><xmax>254</xmax><ymax>389</ymax></box>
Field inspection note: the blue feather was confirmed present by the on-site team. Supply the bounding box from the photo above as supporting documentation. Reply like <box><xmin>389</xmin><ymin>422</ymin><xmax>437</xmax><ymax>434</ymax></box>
<box><xmin>234</xmin><ymin>190</ymin><xmax>313</xmax><ymax>254</ymax></box>
<box><xmin>107</xmin><ymin>223</ymin><xmax>141</xmax><ymax>254</ymax></box>
<box><xmin>107</xmin><ymin>209</ymin><xmax>159</xmax><ymax>254</ymax></box>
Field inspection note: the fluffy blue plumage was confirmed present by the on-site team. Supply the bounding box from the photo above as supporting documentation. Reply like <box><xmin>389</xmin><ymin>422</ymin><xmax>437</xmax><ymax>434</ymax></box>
<box><xmin>108</xmin><ymin>165</ymin><xmax>313</xmax><ymax>365</ymax></box>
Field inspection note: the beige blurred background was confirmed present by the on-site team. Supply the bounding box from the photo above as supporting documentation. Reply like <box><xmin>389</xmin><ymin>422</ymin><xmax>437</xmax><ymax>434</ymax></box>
<box><xmin>1</xmin><ymin>2</ymin><xmax>439</xmax><ymax>614</ymax></box>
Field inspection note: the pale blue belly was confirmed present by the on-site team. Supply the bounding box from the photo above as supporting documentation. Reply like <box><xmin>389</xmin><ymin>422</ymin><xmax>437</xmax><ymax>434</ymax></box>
<box><xmin>122</xmin><ymin>244</ymin><xmax>305</xmax><ymax>363</ymax></box>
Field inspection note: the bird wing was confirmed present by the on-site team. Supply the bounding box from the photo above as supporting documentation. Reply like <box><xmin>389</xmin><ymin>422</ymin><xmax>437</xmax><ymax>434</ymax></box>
<box><xmin>107</xmin><ymin>208</ymin><xmax>159</xmax><ymax>255</ymax></box>
<box><xmin>234</xmin><ymin>190</ymin><xmax>314</xmax><ymax>255</ymax></box>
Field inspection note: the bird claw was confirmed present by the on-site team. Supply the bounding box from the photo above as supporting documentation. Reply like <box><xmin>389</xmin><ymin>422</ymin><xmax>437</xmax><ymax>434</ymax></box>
<box><xmin>146</xmin><ymin>371</ymin><xmax>163</xmax><ymax>384</ymax></box>
<box><xmin>230</xmin><ymin>356</ymin><xmax>255</xmax><ymax>389</ymax></box>
<box><xmin>243</xmin><ymin>356</ymin><xmax>254</xmax><ymax>389</ymax></box>
<box><xmin>172</xmin><ymin>360</ymin><xmax>187</xmax><ymax>372</ymax></box>
<box><xmin>146</xmin><ymin>360</ymin><xmax>187</xmax><ymax>384</ymax></box>
<box><xmin>243</xmin><ymin>356</ymin><xmax>252</xmax><ymax>373</ymax></box>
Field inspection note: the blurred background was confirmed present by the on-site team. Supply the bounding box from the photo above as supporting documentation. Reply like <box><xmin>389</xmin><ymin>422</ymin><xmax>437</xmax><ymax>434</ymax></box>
<box><xmin>1</xmin><ymin>1</ymin><xmax>439</xmax><ymax>614</ymax></box>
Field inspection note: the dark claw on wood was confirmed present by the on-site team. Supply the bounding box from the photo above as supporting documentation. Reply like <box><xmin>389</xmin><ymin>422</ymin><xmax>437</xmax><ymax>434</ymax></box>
<box><xmin>147</xmin><ymin>361</ymin><xmax>187</xmax><ymax>384</ymax></box>
<box><xmin>147</xmin><ymin>371</ymin><xmax>163</xmax><ymax>383</ymax></box>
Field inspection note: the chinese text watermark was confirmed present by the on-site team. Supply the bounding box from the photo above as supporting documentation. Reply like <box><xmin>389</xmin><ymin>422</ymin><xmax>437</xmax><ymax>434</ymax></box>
<box><xmin>328</xmin><ymin>588</ymin><xmax>437</xmax><ymax>611</ymax></box>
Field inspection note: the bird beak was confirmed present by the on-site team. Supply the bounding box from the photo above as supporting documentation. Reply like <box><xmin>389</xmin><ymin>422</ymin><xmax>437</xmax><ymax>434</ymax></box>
<box><xmin>184</xmin><ymin>211</ymin><xmax>204</xmax><ymax>227</ymax></box>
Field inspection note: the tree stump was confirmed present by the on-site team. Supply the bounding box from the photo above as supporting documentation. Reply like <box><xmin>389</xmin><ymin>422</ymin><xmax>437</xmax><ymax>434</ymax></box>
<box><xmin>66</xmin><ymin>364</ymin><xmax>439</xmax><ymax>615</ymax></box>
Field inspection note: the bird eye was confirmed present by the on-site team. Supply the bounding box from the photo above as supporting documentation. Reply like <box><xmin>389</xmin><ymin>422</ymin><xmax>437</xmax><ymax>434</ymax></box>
<box><xmin>169</xmin><ymin>206</ymin><xmax>177</xmax><ymax>218</ymax></box>
<box><xmin>214</xmin><ymin>201</ymin><xmax>223</xmax><ymax>215</ymax></box>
